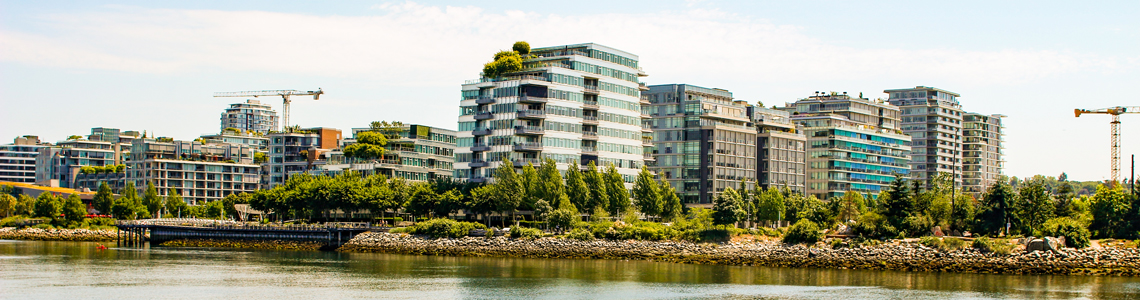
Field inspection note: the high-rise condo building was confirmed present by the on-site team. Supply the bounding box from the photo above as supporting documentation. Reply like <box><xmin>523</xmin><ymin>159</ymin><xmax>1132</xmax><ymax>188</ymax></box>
<box><xmin>962</xmin><ymin>113</ymin><xmax>1005</xmax><ymax>195</ymax></box>
<box><xmin>317</xmin><ymin>124</ymin><xmax>456</xmax><ymax>182</ymax></box>
<box><xmin>0</xmin><ymin>136</ymin><xmax>48</xmax><ymax>183</ymax></box>
<box><xmin>753</xmin><ymin>106</ymin><xmax>807</xmax><ymax>195</ymax></box>
<box><xmin>455</xmin><ymin>43</ymin><xmax>649</xmax><ymax>185</ymax></box>
<box><xmin>885</xmin><ymin>86</ymin><xmax>964</xmax><ymax>186</ymax></box>
<box><xmin>644</xmin><ymin>84</ymin><xmax>754</xmax><ymax>205</ymax></box>
<box><xmin>221</xmin><ymin>99</ymin><xmax>280</xmax><ymax>134</ymax></box>
<box><xmin>786</xmin><ymin>92</ymin><xmax>911</xmax><ymax>200</ymax></box>
<box><xmin>126</xmin><ymin>138</ymin><xmax>260</xmax><ymax>205</ymax></box>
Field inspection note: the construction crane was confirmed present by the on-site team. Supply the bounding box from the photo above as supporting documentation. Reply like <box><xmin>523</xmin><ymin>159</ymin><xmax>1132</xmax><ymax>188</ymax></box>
<box><xmin>1074</xmin><ymin>106</ymin><xmax>1140</xmax><ymax>183</ymax></box>
<box><xmin>214</xmin><ymin>89</ymin><xmax>324</xmax><ymax>131</ymax></box>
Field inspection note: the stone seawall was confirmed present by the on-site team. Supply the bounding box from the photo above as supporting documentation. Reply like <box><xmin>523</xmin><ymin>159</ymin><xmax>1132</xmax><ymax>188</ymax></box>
<box><xmin>159</xmin><ymin>239</ymin><xmax>324</xmax><ymax>251</ymax></box>
<box><xmin>0</xmin><ymin>227</ymin><xmax>117</xmax><ymax>242</ymax></box>
<box><xmin>338</xmin><ymin>232</ymin><xmax>1140</xmax><ymax>276</ymax></box>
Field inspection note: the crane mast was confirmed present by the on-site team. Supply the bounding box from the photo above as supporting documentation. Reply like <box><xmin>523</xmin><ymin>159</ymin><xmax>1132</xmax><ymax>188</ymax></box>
<box><xmin>214</xmin><ymin>89</ymin><xmax>323</xmax><ymax>131</ymax></box>
<box><xmin>1075</xmin><ymin>106</ymin><xmax>1139</xmax><ymax>183</ymax></box>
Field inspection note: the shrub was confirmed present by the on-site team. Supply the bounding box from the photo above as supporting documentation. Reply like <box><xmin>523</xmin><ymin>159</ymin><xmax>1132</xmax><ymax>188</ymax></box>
<box><xmin>484</xmin><ymin>227</ymin><xmax>497</xmax><ymax>237</ymax></box>
<box><xmin>388</xmin><ymin>227</ymin><xmax>409</xmax><ymax>234</ymax></box>
<box><xmin>404</xmin><ymin>219</ymin><xmax>487</xmax><ymax>238</ymax></box>
<box><xmin>850</xmin><ymin>211</ymin><xmax>897</xmax><ymax>239</ymax></box>
<box><xmin>919</xmin><ymin>236</ymin><xmax>943</xmax><ymax>249</ymax></box>
<box><xmin>509</xmin><ymin>226</ymin><xmax>543</xmax><ymax>239</ymax></box>
<box><xmin>754</xmin><ymin>226</ymin><xmax>782</xmax><ymax>237</ymax></box>
<box><xmin>782</xmin><ymin>219</ymin><xmax>822</xmax><ymax>244</ymax></box>
<box><xmin>566</xmin><ymin>228</ymin><xmax>594</xmax><ymax>241</ymax></box>
<box><xmin>1041</xmin><ymin>217</ymin><xmax>1091</xmax><ymax>248</ymax></box>
<box><xmin>942</xmin><ymin>237</ymin><xmax>966</xmax><ymax>250</ymax></box>
<box><xmin>972</xmin><ymin>236</ymin><xmax>1014</xmax><ymax>255</ymax></box>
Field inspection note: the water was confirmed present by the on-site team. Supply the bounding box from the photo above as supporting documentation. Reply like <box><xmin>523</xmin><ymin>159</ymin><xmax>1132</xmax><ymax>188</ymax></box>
<box><xmin>2</xmin><ymin>240</ymin><xmax>1138</xmax><ymax>299</ymax></box>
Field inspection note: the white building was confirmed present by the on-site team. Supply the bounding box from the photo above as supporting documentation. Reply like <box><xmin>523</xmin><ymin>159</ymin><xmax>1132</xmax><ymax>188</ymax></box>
<box><xmin>221</xmin><ymin>99</ymin><xmax>280</xmax><ymax>134</ymax></box>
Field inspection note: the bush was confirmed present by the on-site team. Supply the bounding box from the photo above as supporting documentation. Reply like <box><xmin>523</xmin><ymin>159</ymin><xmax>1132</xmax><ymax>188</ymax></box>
<box><xmin>509</xmin><ymin>226</ymin><xmax>543</xmax><ymax>239</ymax></box>
<box><xmin>1041</xmin><ymin>217</ymin><xmax>1091</xmax><ymax>248</ymax></box>
<box><xmin>972</xmin><ymin>236</ymin><xmax>1014</xmax><ymax>255</ymax></box>
<box><xmin>942</xmin><ymin>237</ymin><xmax>966</xmax><ymax>250</ymax></box>
<box><xmin>920</xmin><ymin>236</ymin><xmax>942</xmax><ymax>248</ymax></box>
<box><xmin>782</xmin><ymin>219</ymin><xmax>822</xmax><ymax>244</ymax></box>
<box><xmin>850</xmin><ymin>211</ymin><xmax>897</xmax><ymax>239</ymax></box>
<box><xmin>404</xmin><ymin>219</ymin><xmax>487</xmax><ymax>238</ymax></box>
<box><xmin>388</xmin><ymin>227</ymin><xmax>409</xmax><ymax>234</ymax></box>
<box><xmin>566</xmin><ymin>228</ymin><xmax>594</xmax><ymax>241</ymax></box>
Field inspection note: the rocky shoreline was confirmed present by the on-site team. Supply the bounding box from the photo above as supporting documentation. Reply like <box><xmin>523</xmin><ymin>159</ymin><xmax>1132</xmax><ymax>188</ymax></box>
<box><xmin>0</xmin><ymin>227</ymin><xmax>117</xmax><ymax>242</ymax></box>
<box><xmin>159</xmin><ymin>239</ymin><xmax>324</xmax><ymax>251</ymax></box>
<box><xmin>338</xmin><ymin>232</ymin><xmax>1140</xmax><ymax>276</ymax></box>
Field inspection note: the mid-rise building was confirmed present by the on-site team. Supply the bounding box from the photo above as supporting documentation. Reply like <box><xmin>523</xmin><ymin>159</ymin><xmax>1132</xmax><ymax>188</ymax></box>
<box><xmin>35</xmin><ymin>139</ymin><xmax>120</xmax><ymax>188</ymax></box>
<box><xmin>126</xmin><ymin>139</ymin><xmax>260</xmax><ymax>205</ymax></box>
<box><xmin>962</xmin><ymin>113</ymin><xmax>1005</xmax><ymax>195</ymax></box>
<box><xmin>644</xmin><ymin>84</ymin><xmax>755</xmax><ymax>205</ymax></box>
<box><xmin>199</xmin><ymin>131</ymin><xmax>269</xmax><ymax>151</ymax></box>
<box><xmin>455</xmin><ymin>43</ymin><xmax>649</xmax><ymax>185</ymax></box>
<box><xmin>265</xmin><ymin>127</ymin><xmax>342</xmax><ymax>188</ymax></box>
<box><xmin>885</xmin><ymin>86</ymin><xmax>964</xmax><ymax>186</ymax></box>
<box><xmin>753</xmin><ymin>107</ymin><xmax>807</xmax><ymax>195</ymax></box>
<box><xmin>221</xmin><ymin>99</ymin><xmax>280</xmax><ymax>134</ymax></box>
<box><xmin>786</xmin><ymin>92</ymin><xmax>911</xmax><ymax>200</ymax></box>
<box><xmin>0</xmin><ymin>136</ymin><xmax>49</xmax><ymax>183</ymax></box>
<box><xmin>317</xmin><ymin>124</ymin><xmax>456</xmax><ymax>182</ymax></box>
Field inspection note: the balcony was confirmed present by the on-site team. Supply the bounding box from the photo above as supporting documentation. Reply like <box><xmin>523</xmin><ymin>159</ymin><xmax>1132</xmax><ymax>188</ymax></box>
<box><xmin>584</xmin><ymin>85</ymin><xmax>599</xmax><ymax>94</ymax></box>
<box><xmin>474</xmin><ymin>112</ymin><xmax>494</xmax><ymax>120</ymax></box>
<box><xmin>583</xmin><ymin>100</ymin><xmax>599</xmax><ymax>109</ymax></box>
<box><xmin>515</xmin><ymin>125</ymin><xmax>545</xmax><ymax>135</ymax></box>
<box><xmin>513</xmin><ymin>158</ymin><xmax>542</xmax><ymax>167</ymax></box>
<box><xmin>513</xmin><ymin>142</ymin><xmax>543</xmax><ymax>152</ymax></box>
<box><xmin>472</xmin><ymin>128</ymin><xmax>493</xmax><ymax>136</ymax></box>
<box><xmin>476</xmin><ymin>96</ymin><xmax>495</xmax><ymax>104</ymax></box>
<box><xmin>469</xmin><ymin>177</ymin><xmax>488</xmax><ymax>183</ymax></box>
<box><xmin>582</xmin><ymin>115</ymin><xmax>599</xmax><ymax>124</ymax></box>
<box><xmin>519</xmin><ymin>95</ymin><xmax>548</xmax><ymax>104</ymax></box>
<box><xmin>469</xmin><ymin>160</ymin><xmax>489</xmax><ymax>168</ymax></box>
<box><xmin>581</xmin><ymin>146</ymin><xmax>597</xmax><ymax>154</ymax></box>
<box><xmin>581</xmin><ymin>131</ymin><xmax>598</xmax><ymax>140</ymax></box>
<box><xmin>516</xmin><ymin>110</ymin><xmax>546</xmax><ymax>119</ymax></box>
<box><xmin>471</xmin><ymin>143</ymin><xmax>490</xmax><ymax>152</ymax></box>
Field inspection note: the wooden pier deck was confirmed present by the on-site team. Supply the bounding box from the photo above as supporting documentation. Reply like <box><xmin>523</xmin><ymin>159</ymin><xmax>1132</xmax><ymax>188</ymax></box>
<box><xmin>115</xmin><ymin>219</ymin><xmax>381</xmax><ymax>249</ymax></box>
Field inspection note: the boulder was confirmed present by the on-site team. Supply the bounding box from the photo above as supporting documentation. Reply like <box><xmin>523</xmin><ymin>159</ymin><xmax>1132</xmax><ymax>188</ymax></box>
<box><xmin>932</xmin><ymin>226</ymin><xmax>944</xmax><ymax>237</ymax></box>
<box><xmin>1026</xmin><ymin>239</ymin><xmax>1047</xmax><ymax>252</ymax></box>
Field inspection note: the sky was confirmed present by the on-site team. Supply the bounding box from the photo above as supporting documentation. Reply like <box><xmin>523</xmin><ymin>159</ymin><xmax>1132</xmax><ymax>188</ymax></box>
<box><xmin>1</xmin><ymin>0</ymin><xmax>1138</xmax><ymax>182</ymax></box>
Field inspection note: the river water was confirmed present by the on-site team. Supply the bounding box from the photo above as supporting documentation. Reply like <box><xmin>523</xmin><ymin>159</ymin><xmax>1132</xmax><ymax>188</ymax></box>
<box><xmin>1</xmin><ymin>240</ymin><xmax>1138</xmax><ymax>299</ymax></box>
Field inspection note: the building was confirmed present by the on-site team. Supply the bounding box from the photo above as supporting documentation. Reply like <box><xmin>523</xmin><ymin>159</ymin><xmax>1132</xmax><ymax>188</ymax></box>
<box><xmin>265</xmin><ymin>127</ymin><xmax>342</xmax><ymax>188</ymax></box>
<box><xmin>786</xmin><ymin>92</ymin><xmax>911</xmax><ymax>200</ymax></box>
<box><xmin>753</xmin><ymin>107</ymin><xmax>807</xmax><ymax>195</ymax></box>
<box><xmin>126</xmin><ymin>139</ymin><xmax>260</xmax><ymax>205</ymax></box>
<box><xmin>454</xmin><ymin>43</ymin><xmax>650</xmax><ymax>185</ymax></box>
<box><xmin>885</xmin><ymin>86</ymin><xmax>964</xmax><ymax>186</ymax></box>
<box><xmin>316</xmin><ymin>124</ymin><xmax>457</xmax><ymax>182</ymax></box>
<box><xmin>643</xmin><ymin>84</ymin><xmax>755</xmax><ymax>205</ymax></box>
<box><xmin>962</xmin><ymin>113</ymin><xmax>1005</xmax><ymax>195</ymax></box>
<box><xmin>0</xmin><ymin>136</ymin><xmax>49</xmax><ymax>183</ymax></box>
<box><xmin>199</xmin><ymin>131</ymin><xmax>269</xmax><ymax>151</ymax></box>
<box><xmin>221</xmin><ymin>99</ymin><xmax>280</xmax><ymax>134</ymax></box>
<box><xmin>35</xmin><ymin>139</ymin><xmax>120</xmax><ymax>188</ymax></box>
<box><xmin>87</xmin><ymin>127</ymin><xmax>140</xmax><ymax>162</ymax></box>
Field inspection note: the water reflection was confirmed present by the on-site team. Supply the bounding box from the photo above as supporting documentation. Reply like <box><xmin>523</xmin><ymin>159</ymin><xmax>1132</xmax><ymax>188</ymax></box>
<box><xmin>0</xmin><ymin>240</ymin><xmax>1137</xmax><ymax>300</ymax></box>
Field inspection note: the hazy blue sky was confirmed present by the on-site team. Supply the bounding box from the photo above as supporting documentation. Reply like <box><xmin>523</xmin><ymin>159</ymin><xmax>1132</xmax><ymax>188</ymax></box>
<box><xmin>1</xmin><ymin>1</ymin><xmax>1138</xmax><ymax>181</ymax></box>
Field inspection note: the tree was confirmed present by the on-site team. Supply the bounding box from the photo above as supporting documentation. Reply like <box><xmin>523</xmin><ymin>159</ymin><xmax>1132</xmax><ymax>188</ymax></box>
<box><xmin>1089</xmin><ymin>184</ymin><xmax>1131</xmax><ymax>238</ymax></box>
<box><xmin>533</xmin><ymin>199</ymin><xmax>552</xmax><ymax>228</ymax></box>
<box><xmin>583</xmin><ymin>161</ymin><xmax>609</xmax><ymax>213</ymax></box>
<box><xmin>63</xmin><ymin>193</ymin><xmax>87</xmax><ymax>224</ymax></box>
<box><xmin>483</xmin><ymin>50</ymin><xmax>523</xmax><ymax>78</ymax></box>
<box><xmin>512</xmin><ymin>41</ymin><xmax>531</xmax><ymax>55</ymax></box>
<box><xmin>976</xmin><ymin>181</ymin><xmax>1016</xmax><ymax>236</ymax></box>
<box><xmin>222</xmin><ymin>192</ymin><xmax>251</xmax><ymax>220</ymax></box>
<box><xmin>632</xmin><ymin>166</ymin><xmax>661</xmax><ymax>220</ymax></box>
<box><xmin>711</xmin><ymin>187</ymin><xmax>745</xmax><ymax>228</ymax></box>
<box><xmin>493</xmin><ymin>157</ymin><xmax>524</xmax><ymax>226</ymax></box>
<box><xmin>93</xmin><ymin>183</ymin><xmax>114</xmax><ymax>215</ymax></box>
<box><xmin>467</xmin><ymin>185</ymin><xmax>496</xmax><ymax>227</ymax></box>
<box><xmin>33</xmin><ymin>193</ymin><xmax>63</xmax><ymax>221</ymax></box>
<box><xmin>143</xmin><ymin>182</ymin><xmax>164</xmax><ymax>218</ymax></box>
<box><xmin>1017</xmin><ymin>179</ymin><xmax>1055</xmax><ymax>235</ymax></box>
<box><xmin>254</xmin><ymin>152</ymin><xmax>267</xmax><ymax>164</ymax></box>
<box><xmin>547</xmin><ymin>194</ymin><xmax>577</xmax><ymax>233</ymax></box>
<box><xmin>15</xmin><ymin>194</ymin><xmax>35</xmax><ymax>216</ymax></box>
<box><xmin>165</xmin><ymin>189</ymin><xmax>189</xmax><ymax>218</ymax></box>
<box><xmin>67</xmin><ymin>135</ymin><xmax>82</xmax><ymax>140</ymax></box>
<box><xmin>950</xmin><ymin>193</ymin><xmax>975</xmax><ymax>231</ymax></box>
<box><xmin>537</xmin><ymin>158</ymin><xmax>564</xmax><ymax>203</ymax></box>
<box><xmin>565</xmin><ymin>162</ymin><xmax>589</xmax><ymax>211</ymax></box>
<box><xmin>837</xmin><ymin>191</ymin><xmax>865</xmax><ymax>223</ymax></box>
<box><xmin>604</xmin><ymin>164</ymin><xmax>630</xmax><ymax>216</ymax></box>
<box><xmin>0</xmin><ymin>194</ymin><xmax>16</xmax><ymax>217</ymax></box>
<box><xmin>658</xmin><ymin>177</ymin><xmax>683</xmax><ymax>221</ymax></box>
<box><xmin>882</xmin><ymin>176</ymin><xmax>913</xmax><ymax>231</ymax></box>
<box><xmin>520</xmin><ymin>163</ymin><xmax>540</xmax><ymax>211</ymax></box>
<box><xmin>755</xmin><ymin>187</ymin><xmax>785</xmax><ymax>227</ymax></box>
<box><xmin>344</xmin><ymin>131</ymin><xmax>388</xmax><ymax>162</ymax></box>
<box><xmin>112</xmin><ymin>182</ymin><xmax>147</xmax><ymax>220</ymax></box>
<box><xmin>797</xmin><ymin>195</ymin><xmax>831</xmax><ymax>226</ymax></box>
<box><xmin>204</xmin><ymin>200</ymin><xmax>225</xmax><ymax>219</ymax></box>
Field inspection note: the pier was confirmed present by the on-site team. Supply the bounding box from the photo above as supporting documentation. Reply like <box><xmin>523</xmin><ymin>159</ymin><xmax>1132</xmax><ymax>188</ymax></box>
<box><xmin>115</xmin><ymin>219</ymin><xmax>379</xmax><ymax>249</ymax></box>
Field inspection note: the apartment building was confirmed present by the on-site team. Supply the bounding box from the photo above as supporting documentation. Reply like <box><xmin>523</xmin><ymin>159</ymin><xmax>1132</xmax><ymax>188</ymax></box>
<box><xmin>221</xmin><ymin>99</ymin><xmax>280</xmax><ymax>134</ymax></box>
<box><xmin>455</xmin><ymin>43</ymin><xmax>650</xmax><ymax>185</ymax></box>
<box><xmin>753</xmin><ymin>107</ymin><xmax>807</xmax><ymax>195</ymax></box>
<box><xmin>126</xmin><ymin>139</ymin><xmax>260</xmax><ymax>205</ymax></box>
<box><xmin>962</xmin><ymin>113</ymin><xmax>1005</xmax><ymax>195</ymax></box>
<box><xmin>0</xmin><ymin>136</ymin><xmax>49</xmax><ymax>183</ymax></box>
<box><xmin>885</xmin><ymin>86</ymin><xmax>964</xmax><ymax>186</ymax></box>
<box><xmin>265</xmin><ymin>127</ymin><xmax>342</xmax><ymax>188</ymax></box>
<box><xmin>786</xmin><ymin>92</ymin><xmax>911</xmax><ymax>200</ymax></box>
<box><xmin>35</xmin><ymin>139</ymin><xmax>120</xmax><ymax>188</ymax></box>
<box><xmin>317</xmin><ymin>124</ymin><xmax>457</xmax><ymax>182</ymax></box>
<box><xmin>199</xmin><ymin>131</ymin><xmax>269</xmax><ymax>151</ymax></box>
<box><xmin>643</xmin><ymin>84</ymin><xmax>754</xmax><ymax>205</ymax></box>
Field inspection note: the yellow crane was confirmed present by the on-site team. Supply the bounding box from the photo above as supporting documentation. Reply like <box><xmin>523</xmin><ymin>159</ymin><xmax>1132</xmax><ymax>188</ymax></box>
<box><xmin>1074</xmin><ymin>106</ymin><xmax>1140</xmax><ymax>183</ymax></box>
<box><xmin>214</xmin><ymin>89</ymin><xmax>324</xmax><ymax>131</ymax></box>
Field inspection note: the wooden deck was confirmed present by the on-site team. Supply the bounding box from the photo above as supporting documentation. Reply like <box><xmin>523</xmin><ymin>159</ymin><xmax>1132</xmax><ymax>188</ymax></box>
<box><xmin>115</xmin><ymin>219</ymin><xmax>382</xmax><ymax>249</ymax></box>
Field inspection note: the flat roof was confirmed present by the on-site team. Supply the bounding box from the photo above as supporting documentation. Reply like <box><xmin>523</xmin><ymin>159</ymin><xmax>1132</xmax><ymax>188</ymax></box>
<box><xmin>883</xmin><ymin>86</ymin><xmax>961</xmax><ymax>97</ymax></box>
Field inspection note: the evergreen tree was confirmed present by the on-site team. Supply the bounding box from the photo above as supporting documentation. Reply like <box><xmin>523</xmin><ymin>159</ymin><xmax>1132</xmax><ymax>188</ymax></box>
<box><xmin>565</xmin><ymin>161</ymin><xmax>589</xmax><ymax>211</ymax></box>
<box><xmin>882</xmin><ymin>176</ymin><xmax>913</xmax><ymax>231</ymax></box>
<box><xmin>711</xmin><ymin>187</ymin><xmax>745</xmax><ymax>228</ymax></box>
<box><xmin>604</xmin><ymin>164</ymin><xmax>630</xmax><ymax>216</ymax></box>
<box><xmin>93</xmin><ymin>182</ymin><xmax>114</xmax><ymax>215</ymax></box>
<box><xmin>583</xmin><ymin>161</ymin><xmax>609</xmax><ymax>212</ymax></box>
<box><xmin>976</xmin><ymin>181</ymin><xmax>1015</xmax><ymax>236</ymax></box>
<box><xmin>632</xmin><ymin>166</ymin><xmax>661</xmax><ymax>220</ymax></box>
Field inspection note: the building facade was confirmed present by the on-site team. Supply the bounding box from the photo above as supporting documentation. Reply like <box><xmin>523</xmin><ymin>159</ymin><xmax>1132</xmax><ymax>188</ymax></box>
<box><xmin>786</xmin><ymin>92</ymin><xmax>911</xmax><ymax>200</ymax></box>
<box><xmin>454</xmin><ymin>43</ymin><xmax>649</xmax><ymax>185</ymax></box>
<box><xmin>885</xmin><ymin>86</ymin><xmax>964</xmax><ymax>186</ymax></box>
<box><xmin>962</xmin><ymin>113</ymin><xmax>1005</xmax><ymax>195</ymax></box>
<box><xmin>221</xmin><ymin>99</ymin><xmax>280</xmax><ymax>134</ymax></box>
<box><xmin>126</xmin><ymin>139</ymin><xmax>260</xmax><ymax>205</ymax></box>
<box><xmin>35</xmin><ymin>139</ymin><xmax>120</xmax><ymax>188</ymax></box>
<box><xmin>644</xmin><ymin>84</ymin><xmax>755</xmax><ymax>205</ymax></box>
<box><xmin>265</xmin><ymin>127</ymin><xmax>342</xmax><ymax>188</ymax></box>
<box><xmin>0</xmin><ymin>136</ymin><xmax>48</xmax><ymax>183</ymax></box>
<box><xmin>317</xmin><ymin>124</ymin><xmax>457</xmax><ymax>182</ymax></box>
<box><xmin>753</xmin><ymin>107</ymin><xmax>807</xmax><ymax>195</ymax></box>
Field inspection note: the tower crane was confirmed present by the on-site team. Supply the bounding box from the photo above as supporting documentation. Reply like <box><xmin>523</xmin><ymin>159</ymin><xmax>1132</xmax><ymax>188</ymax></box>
<box><xmin>1074</xmin><ymin>106</ymin><xmax>1139</xmax><ymax>183</ymax></box>
<box><xmin>214</xmin><ymin>89</ymin><xmax>324</xmax><ymax>131</ymax></box>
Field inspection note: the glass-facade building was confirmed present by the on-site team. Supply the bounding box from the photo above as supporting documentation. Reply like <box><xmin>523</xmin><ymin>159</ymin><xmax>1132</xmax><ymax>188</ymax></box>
<box><xmin>318</xmin><ymin>124</ymin><xmax>457</xmax><ymax>182</ymax></box>
<box><xmin>787</xmin><ymin>92</ymin><xmax>911</xmax><ymax>200</ymax></box>
<box><xmin>754</xmin><ymin>107</ymin><xmax>807</xmax><ymax>195</ymax></box>
<box><xmin>454</xmin><ymin>43</ymin><xmax>650</xmax><ymax>185</ymax></box>
<box><xmin>127</xmin><ymin>139</ymin><xmax>259</xmax><ymax>205</ymax></box>
<box><xmin>885</xmin><ymin>86</ymin><xmax>964</xmax><ymax>186</ymax></box>
<box><xmin>221</xmin><ymin>99</ymin><xmax>280</xmax><ymax>134</ymax></box>
<box><xmin>962</xmin><ymin>113</ymin><xmax>1004</xmax><ymax>195</ymax></box>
